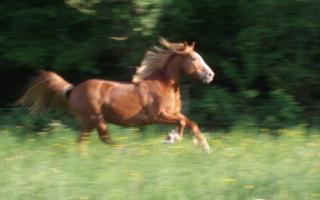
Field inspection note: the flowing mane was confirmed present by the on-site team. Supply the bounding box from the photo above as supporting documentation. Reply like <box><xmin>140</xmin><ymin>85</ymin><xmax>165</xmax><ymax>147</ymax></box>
<box><xmin>132</xmin><ymin>38</ymin><xmax>186</xmax><ymax>83</ymax></box>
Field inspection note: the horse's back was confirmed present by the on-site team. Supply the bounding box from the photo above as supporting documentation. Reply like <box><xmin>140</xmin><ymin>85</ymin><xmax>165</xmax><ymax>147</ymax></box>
<box><xmin>69</xmin><ymin>78</ymin><xmax>133</xmax><ymax>104</ymax></box>
<box><xmin>68</xmin><ymin>79</ymin><xmax>151</xmax><ymax>125</ymax></box>
<box><xmin>68</xmin><ymin>79</ymin><xmax>111</xmax><ymax>115</ymax></box>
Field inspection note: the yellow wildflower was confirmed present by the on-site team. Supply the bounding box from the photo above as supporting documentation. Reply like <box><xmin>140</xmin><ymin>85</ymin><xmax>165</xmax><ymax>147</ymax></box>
<box><xmin>223</xmin><ymin>178</ymin><xmax>237</xmax><ymax>184</ymax></box>
<box><xmin>244</xmin><ymin>185</ymin><xmax>255</xmax><ymax>190</ymax></box>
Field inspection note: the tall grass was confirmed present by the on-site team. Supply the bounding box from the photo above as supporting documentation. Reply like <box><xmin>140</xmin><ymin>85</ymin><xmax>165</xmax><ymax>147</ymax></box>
<box><xmin>0</xmin><ymin>121</ymin><xmax>319</xmax><ymax>200</ymax></box>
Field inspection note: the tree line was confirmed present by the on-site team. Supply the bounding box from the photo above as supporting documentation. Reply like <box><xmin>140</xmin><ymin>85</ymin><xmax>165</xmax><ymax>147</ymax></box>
<box><xmin>0</xmin><ymin>0</ymin><xmax>319</xmax><ymax>127</ymax></box>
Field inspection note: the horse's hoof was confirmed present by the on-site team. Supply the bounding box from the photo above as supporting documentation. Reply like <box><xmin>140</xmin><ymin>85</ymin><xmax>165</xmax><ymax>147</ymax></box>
<box><xmin>100</xmin><ymin>136</ymin><xmax>116</xmax><ymax>145</ymax></box>
<box><xmin>203</xmin><ymin>146</ymin><xmax>211</xmax><ymax>154</ymax></box>
<box><xmin>164</xmin><ymin>129</ymin><xmax>181</xmax><ymax>144</ymax></box>
<box><xmin>111</xmin><ymin>143</ymin><xmax>124</xmax><ymax>149</ymax></box>
<box><xmin>105</xmin><ymin>140</ymin><xmax>118</xmax><ymax>145</ymax></box>
<box><xmin>193</xmin><ymin>136</ymin><xmax>211</xmax><ymax>153</ymax></box>
<box><xmin>201</xmin><ymin>141</ymin><xmax>211</xmax><ymax>154</ymax></box>
<box><xmin>163</xmin><ymin>139</ymin><xmax>175</xmax><ymax>144</ymax></box>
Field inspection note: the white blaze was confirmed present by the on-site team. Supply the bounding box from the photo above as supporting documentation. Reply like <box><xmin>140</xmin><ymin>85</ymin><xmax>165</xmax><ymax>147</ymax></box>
<box><xmin>194</xmin><ymin>52</ymin><xmax>214</xmax><ymax>80</ymax></box>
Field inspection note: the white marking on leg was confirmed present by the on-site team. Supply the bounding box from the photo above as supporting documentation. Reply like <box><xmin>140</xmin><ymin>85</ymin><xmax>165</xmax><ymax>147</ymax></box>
<box><xmin>193</xmin><ymin>135</ymin><xmax>211</xmax><ymax>153</ymax></box>
<box><xmin>163</xmin><ymin>129</ymin><xmax>181</xmax><ymax>144</ymax></box>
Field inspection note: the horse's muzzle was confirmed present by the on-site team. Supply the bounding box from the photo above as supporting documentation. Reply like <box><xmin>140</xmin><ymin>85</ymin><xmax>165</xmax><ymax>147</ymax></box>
<box><xmin>201</xmin><ymin>72</ymin><xmax>214</xmax><ymax>84</ymax></box>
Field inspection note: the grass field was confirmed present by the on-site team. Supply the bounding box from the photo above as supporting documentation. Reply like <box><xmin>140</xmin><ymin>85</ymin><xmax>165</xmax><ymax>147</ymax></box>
<box><xmin>0</xmin><ymin>122</ymin><xmax>320</xmax><ymax>200</ymax></box>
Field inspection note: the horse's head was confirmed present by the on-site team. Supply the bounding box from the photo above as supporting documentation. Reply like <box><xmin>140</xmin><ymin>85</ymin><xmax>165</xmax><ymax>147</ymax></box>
<box><xmin>178</xmin><ymin>42</ymin><xmax>214</xmax><ymax>84</ymax></box>
<box><xmin>134</xmin><ymin>38</ymin><xmax>214</xmax><ymax>84</ymax></box>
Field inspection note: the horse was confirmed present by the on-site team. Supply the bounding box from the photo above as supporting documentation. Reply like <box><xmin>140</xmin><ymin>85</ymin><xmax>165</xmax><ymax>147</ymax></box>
<box><xmin>16</xmin><ymin>38</ymin><xmax>215</xmax><ymax>152</ymax></box>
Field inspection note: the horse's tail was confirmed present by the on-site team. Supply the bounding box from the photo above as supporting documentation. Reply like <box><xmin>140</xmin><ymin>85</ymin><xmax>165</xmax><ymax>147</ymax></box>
<box><xmin>16</xmin><ymin>70</ymin><xmax>74</xmax><ymax>116</ymax></box>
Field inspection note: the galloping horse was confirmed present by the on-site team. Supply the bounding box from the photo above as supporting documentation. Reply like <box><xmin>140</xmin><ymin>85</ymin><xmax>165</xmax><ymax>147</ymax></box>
<box><xmin>17</xmin><ymin>38</ymin><xmax>214</xmax><ymax>152</ymax></box>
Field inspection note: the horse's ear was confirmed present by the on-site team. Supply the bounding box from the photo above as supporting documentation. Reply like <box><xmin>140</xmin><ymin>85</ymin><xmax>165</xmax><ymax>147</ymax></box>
<box><xmin>190</xmin><ymin>41</ymin><xmax>195</xmax><ymax>50</ymax></box>
<box><xmin>184</xmin><ymin>41</ymin><xmax>195</xmax><ymax>52</ymax></box>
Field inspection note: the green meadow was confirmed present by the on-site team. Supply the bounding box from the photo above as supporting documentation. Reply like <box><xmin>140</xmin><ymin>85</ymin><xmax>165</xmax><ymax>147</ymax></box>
<box><xmin>1</xmin><ymin>122</ymin><xmax>320</xmax><ymax>200</ymax></box>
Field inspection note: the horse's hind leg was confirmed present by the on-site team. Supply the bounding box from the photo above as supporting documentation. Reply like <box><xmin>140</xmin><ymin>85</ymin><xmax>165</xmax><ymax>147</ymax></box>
<box><xmin>78</xmin><ymin>130</ymin><xmax>91</xmax><ymax>143</ymax></box>
<box><xmin>74</xmin><ymin>111</ymin><xmax>114</xmax><ymax>144</ymax></box>
<box><xmin>77</xmin><ymin>122</ymin><xmax>94</xmax><ymax>143</ymax></box>
<box><xmin>74</xmin><ymin>113</ymin><xmax>96</xmax><ymax>143</ymax></box>
<box><xmin>96</xmin><ymin>121</ymin><xmax>114</xmax><ymax>144</ymax></box>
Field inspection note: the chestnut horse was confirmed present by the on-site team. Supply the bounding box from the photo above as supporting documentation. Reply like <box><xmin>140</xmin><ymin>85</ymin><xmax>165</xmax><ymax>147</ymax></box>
<box><xmin>17</xmin><ymin>38</ymin><xmax>214</xmax><ymax>152</ymax></box>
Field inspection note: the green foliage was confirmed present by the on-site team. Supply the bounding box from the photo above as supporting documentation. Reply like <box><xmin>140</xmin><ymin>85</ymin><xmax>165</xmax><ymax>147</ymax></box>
<box><xmin>1</xmin><ymin>0</ymin><xmax>320</xmax><ymax>126</ymax></box>
<box><xmin>262</xmin><ymin>89</ymin><xmax>302</xmax><ymax>126</ymax></box>
<box><xmin>235</xmin><ymin>0</ymin><xmax>320</xmax><ymax>102</ymax></box>
<box><xmin>191</xmin><ymin>87</ymin><xmax>236</xmax><ymax>128</ymax></box>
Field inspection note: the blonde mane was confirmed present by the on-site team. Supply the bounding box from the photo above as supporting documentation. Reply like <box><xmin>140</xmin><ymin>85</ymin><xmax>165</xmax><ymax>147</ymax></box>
<box><xmin>132</xmin><ymin>38</ymin><xmax>187</xmax><ymax>83</ymax></box>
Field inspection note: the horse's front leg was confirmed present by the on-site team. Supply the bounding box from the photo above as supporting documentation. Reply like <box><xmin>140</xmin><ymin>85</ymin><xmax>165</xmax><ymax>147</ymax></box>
<box><xmin>156</xmin><ymin>111</ymin><xmax>186</xmax><ymax>142</ymax></box>
<box><xmin>158</xmin><ymin>111</ymin><xmax>211</xmax><ymax>153</ymax></box>
<box><xmin>183</xmin><ymin>117</ymin><xmax>210</xmax><ymax>153</ymax></box>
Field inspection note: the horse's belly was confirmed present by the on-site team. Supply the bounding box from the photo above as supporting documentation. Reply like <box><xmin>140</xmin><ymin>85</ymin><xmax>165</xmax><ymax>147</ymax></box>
<box><xmin>102</xmin><ymin>97</ymin><xmax>153</xmax><ymax>126</ymax></box>
<box><xmin>103</xmin><ymin>107</ymin><xmax>152</xmax><ymax>126</ymax></box>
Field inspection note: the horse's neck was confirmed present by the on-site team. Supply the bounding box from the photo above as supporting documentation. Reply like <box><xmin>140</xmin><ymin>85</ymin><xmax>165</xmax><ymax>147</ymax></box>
<box><xmin>144</xmin><ymin>54</ymin><xmax>182</xmax><ymax>91</ymax></box>
<box><xmin>162</xmin><ymin>54</ymin><xmax>182</xmax><ymax>87</ymax></box>
<box><xmin>159</xmin><ymin>56</ymin><xmax>182</xmax><ymax>101</ymax></box>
